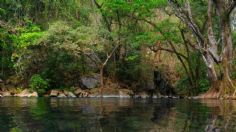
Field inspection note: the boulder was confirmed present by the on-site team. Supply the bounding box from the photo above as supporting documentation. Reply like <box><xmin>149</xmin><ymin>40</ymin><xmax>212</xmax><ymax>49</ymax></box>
<box><xmin>63</xmin><ymin>90</ymin><xmax>69</xmax><ymax>96</ymax></box>
<box><xmin>74</xmin><ymin>89</ymin><xmax>83</xmax><ymax>95</ymax></box>
<box><xmin>30</xmin><ymin>92</ymin><xmax>38</xmax><ymax>97</ymax></box>
<box><xmin>50</xmin><ymin>90</ymin><xmax>60</xmax><ymax>97</ymax></box>
<box><xmin>74</xmin><ymin>89</ymin><xmax>89</xmax><ymax>97</ymax></box>
<box><xmin>15</xmin><ymin>89</ymin><xmax>30</xmax><ymax>97</ymax></box>
<box><xmin>81</xmin><ymin>74</ymin><xmax>100</xmax><ymax>89</ymax></box>
<box><xmin>67</xmin><ymin>92</ymin><xmax>76</xmax><ymax>98</ymax></box>
<box><xmin>15</xmin><ymin>89</ymin><xmax>38</xmax><ymax>97</ymax></box>
<box><xmin>119</xmin><ymin>89</ymin><xmax>133</xmax><ymax>98</ymax></box>
<box><xmin>0</xmin><ymin>91</ymin><xmax>11</xmax><ymax>97</ymax></box>
<box><xmin>63</xmin><ymin>90</ymin><xmax>76</xmax><ymax>98</ymax></box>
<box><xmin>58</xmin><ymin>93</ymin><xmax>66</xmax><ymax>98</ymax></box>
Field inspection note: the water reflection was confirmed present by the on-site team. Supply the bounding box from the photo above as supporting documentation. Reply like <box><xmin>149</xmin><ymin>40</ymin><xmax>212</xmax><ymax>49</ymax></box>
<box><xmin>201</xmin><ymin>100</ymin><xmax>236</xmax><ymax>132</ymax></box>
<box><xmin>1</xmin><ymin>98</ymin><xmax>236</xmax><ymax>131</ymax></box>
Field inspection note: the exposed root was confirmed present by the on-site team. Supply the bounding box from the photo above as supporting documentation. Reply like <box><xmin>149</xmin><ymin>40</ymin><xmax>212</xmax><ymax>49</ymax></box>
<box><xmin>196</xmin><ymin>80</ymin><xmax>236</xmax><ymax>99</ymax></box>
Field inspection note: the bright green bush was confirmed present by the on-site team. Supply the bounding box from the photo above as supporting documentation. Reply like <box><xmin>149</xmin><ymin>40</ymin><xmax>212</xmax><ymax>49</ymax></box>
<box><xmin>29</xmin><ymin>74</ymin><xmax>49</xmax><ymax>95</ymax></box>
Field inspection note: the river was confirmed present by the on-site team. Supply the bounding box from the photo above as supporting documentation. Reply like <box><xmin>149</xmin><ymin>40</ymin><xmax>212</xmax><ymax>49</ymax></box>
<box><xmin>0</xmin><ymin>98</ymin><xmax>235</xmax><ymax>132</ymax></box>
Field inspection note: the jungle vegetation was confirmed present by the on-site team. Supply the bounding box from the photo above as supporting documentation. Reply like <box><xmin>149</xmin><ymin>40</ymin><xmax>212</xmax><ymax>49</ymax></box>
<box><xmin>1</xmin><ymin>0</ymin><xmax>236</xmax><ymax>98</ymax></box>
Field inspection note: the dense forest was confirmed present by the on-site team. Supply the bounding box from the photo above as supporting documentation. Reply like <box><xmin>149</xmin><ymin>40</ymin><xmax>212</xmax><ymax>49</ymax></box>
<box><xmin>1</xmin><ymin>0</ymin><xmax>236</xmax><ymax>98</ymax></box>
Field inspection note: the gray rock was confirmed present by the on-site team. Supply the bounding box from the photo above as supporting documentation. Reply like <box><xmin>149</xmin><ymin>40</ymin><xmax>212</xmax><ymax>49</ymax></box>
<box><xmin>81</xmin><ymin>74</ymin><xmax>100</xmax><ymax>89</ymax></box>
<box><xmin>63</xmin><ymin>90</ymin><xmax>76</xmax><ymax>98</ymax></box>
<box><xmin>119</xmin><ymin>89</ymin><xmax>133</xmax><ymax>98</ymax></box>
<box><xmin>58</xmin><ymin>93</ymin><xmax>66</xmax><ymax>98</ymax></box>
<box><xmin>50</xmin><ymin>90</ymin><xmax>60</xmax><ymax>97</ymax></box>
<box><xmin>0</xmin><ymin>91</ymin><xmax>11</xmax><ymax>97</ymax></box>
<box><xmin>74</xmin><ymin>89</ymin><xmax>83</xmax><ymax>95</ymax></box>
<box><xmin>15</xmin><ymin>89</ymin><xmax>38</xmax><ymax>97</ymax></box>
<box><xmin>74</xmin><ymin>89</ymin><xmax>89</xmax><ymax>97</ymax></box>
<box><xmin>15</xmin><ymin>89</ymin><xmax>29</xmax><ymax>97</ymax></box>
<box><xmin>67</xmin><ymin>92</ymin><xmax>76</xmax><ymax>98</ymax></box>
<box><xmin>30</xmin><ymin>92</ymin><xmax>38</xmax><ymax>97</ymax></box>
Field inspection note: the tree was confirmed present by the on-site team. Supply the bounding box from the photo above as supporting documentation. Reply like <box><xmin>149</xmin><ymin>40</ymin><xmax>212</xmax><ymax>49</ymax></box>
<box><xmin>168</xmin><ymin>0</ymin><xmax>236</xmax><ymax>98</ymax></box>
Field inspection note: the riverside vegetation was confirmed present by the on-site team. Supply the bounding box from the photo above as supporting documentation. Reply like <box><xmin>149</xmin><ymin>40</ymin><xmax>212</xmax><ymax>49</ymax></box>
<box><xmin>1</xmin><ymin>0</ymin><xmax>236</xmax><ymax>99</ymax></box>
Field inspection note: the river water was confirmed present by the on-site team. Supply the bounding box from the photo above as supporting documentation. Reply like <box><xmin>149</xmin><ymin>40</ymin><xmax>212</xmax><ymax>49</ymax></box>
<box><xmin>0</xmin><ymin>98</ymin><xmax>235</xmax><ymax>132</ymax></box>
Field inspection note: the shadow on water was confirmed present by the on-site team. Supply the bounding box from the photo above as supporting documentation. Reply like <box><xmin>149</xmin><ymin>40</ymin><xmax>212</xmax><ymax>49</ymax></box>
<box><xmin>0</xmin><ymin>98</ymin><xmax>236</xmax><ymax>132</ymax></box>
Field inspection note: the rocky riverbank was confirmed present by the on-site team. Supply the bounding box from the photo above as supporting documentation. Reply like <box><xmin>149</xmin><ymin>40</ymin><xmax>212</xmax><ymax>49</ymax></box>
<box><xmin>0</xmin><ymin>88</ymin><xmax>168</xmax><ymax>99</ymax></box>
<box><xmin>0</xmin><ymin>75</ymin><xmax>177</xmax><ymax>99</ymax></box>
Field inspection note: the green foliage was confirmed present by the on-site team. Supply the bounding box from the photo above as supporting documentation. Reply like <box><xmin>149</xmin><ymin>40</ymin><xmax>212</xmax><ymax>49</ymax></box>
<box><xmin>0</xmin><ymin>0</ymin><xmax>224</xmax><ymax>96</ymax></box>
<box><xmin>15</xmin><ymin>21</ymin><xmax>43</xmax><ymax>48</ymax></box>
<box><xmin>0</xmin><ymin>25</ymin><xmax>16</xmax><ymax>78</ymax></box>
<box><xmin>232</xmin><ymin>31</ymin><xmax>236</xmax><ymax>47</ymax></box>
<box><xmin>0</xmin><ymin>0</ymin><xmax>81</xmax><ymax>26</ymax></box>
<box><xmin>14</xmin><ymin>21</ymin><xmax>103</xmax><ymax>88</ymax></box>
<box><xmin>231</xmin><ymin>57</ymin><xmax>236</xmax><ymax>79</ymax></box>
<box><xmin>176</xmin><ymin>76</ymin><xmax>209</xmax><ymax>96</ymax></box>
<box><xmin>155</xmin><ymin>19</ymin><xmax>182</xmax><ymax>44</ymax></box>
<box><xmin>198</xmin><ymin>78</ymin><xmax>210</xmax><ymax>92</ymax></box>
<box><xmin>29</xmin><ymin>74</ymin><xmax>49</xmax><ymax>95</ymax></box>
<box><xmin>10</xmin><ymin>127</ymin><xmax>22</xmax><ymax>132</ymax></box>
<box><xmin>176</xmin><ymin>52</ymin><xmax>210</xmax><ymax>95</ymax></box>
<box><xmin>175</xmin><ymin>77</ymin><xmax>192</xmax><ymax>95</ymax></box>
<box><xmin>101</xmin><ymin>0</ymin><xmax>167</xmax><ymax>18</ymax></box>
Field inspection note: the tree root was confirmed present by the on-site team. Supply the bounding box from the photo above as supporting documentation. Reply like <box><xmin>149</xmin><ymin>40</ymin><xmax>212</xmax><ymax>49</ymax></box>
<box><xmin>196</xmin><ymin>80</ymin><xmax>236</xmax><ymax>99</ymax></box>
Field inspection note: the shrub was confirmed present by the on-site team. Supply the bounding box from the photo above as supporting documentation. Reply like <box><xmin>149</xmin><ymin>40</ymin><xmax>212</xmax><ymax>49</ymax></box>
<box><xmin>29</xmin><ymin>74</ymin><xmax>49</xmax><ymax>95</ymax></box>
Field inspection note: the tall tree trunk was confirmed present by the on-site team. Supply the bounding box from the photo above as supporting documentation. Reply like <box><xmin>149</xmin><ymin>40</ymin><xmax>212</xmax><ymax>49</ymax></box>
<box><xmin>219</xmin><ymin>17</ymin><xmax>235</xmax><ymax>96</ymax></box>
<box><xmin>218</xmin><ymin>0</ymin><xmax>235</xmax><ymax>97</ymax></box>
<box><xmin>168</xmin><ymin>0</ymin><xmax>236</xmax><ymax>98</ymax></box>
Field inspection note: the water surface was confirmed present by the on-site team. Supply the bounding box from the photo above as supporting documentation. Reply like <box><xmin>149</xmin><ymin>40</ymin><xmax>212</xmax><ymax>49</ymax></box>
<box><xmin>0</xmin><ymin>98</ymin><xmax>235</xmax><ymax>132</ymax></box>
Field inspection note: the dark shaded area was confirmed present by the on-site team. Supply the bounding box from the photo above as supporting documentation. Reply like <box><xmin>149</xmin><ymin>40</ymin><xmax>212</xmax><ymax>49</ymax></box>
<box><xmin>154</xmin><ymin>70</ymin><xmax>176</xmax><ymax>96</ymax></box>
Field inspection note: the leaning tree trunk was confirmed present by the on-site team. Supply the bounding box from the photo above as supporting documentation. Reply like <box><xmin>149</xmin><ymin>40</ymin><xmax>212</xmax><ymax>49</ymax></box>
<box><xmin>201</xmin><ymin>52</ymin><xmax>220</xmax><ymax>98</ymax></box>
